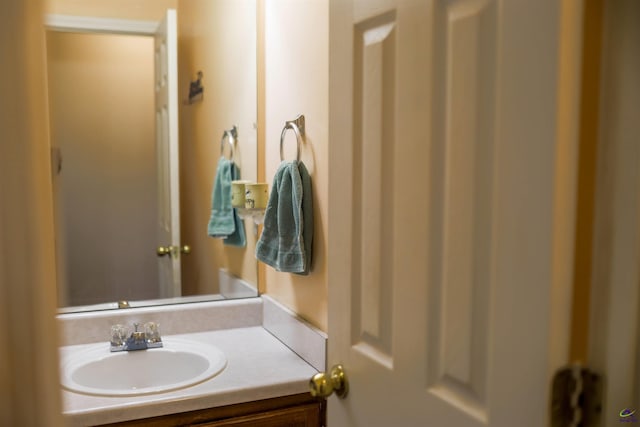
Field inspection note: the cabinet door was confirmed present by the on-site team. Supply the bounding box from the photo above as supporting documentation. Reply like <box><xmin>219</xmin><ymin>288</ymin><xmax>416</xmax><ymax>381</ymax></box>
<box><xmin>99</xmin><ymin>394</ymin><xmax>323</xmax><ymax>427</ymax></box>
<box><xmin>199</xmin><ymin>402</ymin><xmax>322</xmax><ymax>427</ymax></box>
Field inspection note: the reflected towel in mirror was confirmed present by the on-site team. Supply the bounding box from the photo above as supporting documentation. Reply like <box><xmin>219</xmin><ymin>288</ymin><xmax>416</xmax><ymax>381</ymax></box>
<box><xmin>208</xmin><ymin>157</ymin><xmax>246</xmax><ymax>247</ymax></box>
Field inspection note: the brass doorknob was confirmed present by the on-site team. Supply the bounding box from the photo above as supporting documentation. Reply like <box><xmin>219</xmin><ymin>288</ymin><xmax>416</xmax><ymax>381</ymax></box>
<box><xmin>158</xmin><ymin>245</ymin><xmax>191</xmax><ymax>256</ymax></box>
<box><xmin>157</xmin><ymin>246</ymin><xmax>171</xmax><ymax>256</ymax></box>
<box><xmin>309</xmin><ymin>364</ymin><xmax>348</xmax><ymax>399</ymax></box>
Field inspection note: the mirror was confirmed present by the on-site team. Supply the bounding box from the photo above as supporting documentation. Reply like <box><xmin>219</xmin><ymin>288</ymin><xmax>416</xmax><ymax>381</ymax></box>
<box><xmin>45</xmin><ymin>0</ymin><xmax>259</xmax><ymax>313</ymax></box>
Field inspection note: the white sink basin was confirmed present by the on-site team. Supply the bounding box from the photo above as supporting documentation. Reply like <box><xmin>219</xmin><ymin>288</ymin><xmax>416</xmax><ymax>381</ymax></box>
<box><xmin>60</xmin><ymin>337</ymin><xmax>226</xmax><ymax>396</ymax></box>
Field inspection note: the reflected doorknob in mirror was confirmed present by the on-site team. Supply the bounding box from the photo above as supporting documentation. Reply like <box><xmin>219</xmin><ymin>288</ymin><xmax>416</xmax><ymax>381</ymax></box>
<box><xmin>157</xmin><ymin>246</ymin><xmax>171</xmax><ymax>256</ymax></box>
<box><xmin>157</xmin><ymin>245</ymin><xmax>192</xmax><ymax>257</ymax></box>
<box><xmin>309</xmin><ymin>364</ymin><xmax>349</xmax><ymax>399</ymax></box>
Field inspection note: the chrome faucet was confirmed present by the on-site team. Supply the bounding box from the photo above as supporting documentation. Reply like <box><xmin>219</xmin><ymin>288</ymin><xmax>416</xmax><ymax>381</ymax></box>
<box><xmin>110</xmin><ymin>322</ymin><xmax>163</xmax><ymax>352</ymax></box>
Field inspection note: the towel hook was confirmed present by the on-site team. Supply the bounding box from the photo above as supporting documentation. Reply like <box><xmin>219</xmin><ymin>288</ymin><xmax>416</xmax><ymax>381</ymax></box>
<box><xmin>220</xmin><ymin>125</ymin><xmax>238</xmax><ymax>161</ymax></box>
<box><xmin>185</xmin><ymin>70</ymin><xmax>204</xmax><ymax>104</ymax></box>
<box><xmin>280</xmin><ymin>115</ymin><xmax>305</xmax><ymax>162</ymax></box>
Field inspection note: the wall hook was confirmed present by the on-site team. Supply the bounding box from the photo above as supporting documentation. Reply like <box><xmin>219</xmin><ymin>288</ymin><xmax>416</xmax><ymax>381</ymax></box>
<box><xmin>185</xmin><ymin>71</ymin><xmax>204</xmax><ymax>105</ymax></box>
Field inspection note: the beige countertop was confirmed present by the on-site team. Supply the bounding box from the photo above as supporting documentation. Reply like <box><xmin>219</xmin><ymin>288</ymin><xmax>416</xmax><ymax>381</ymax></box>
<box><xmin>61</xmin><ymin>326</ymin><xmax>318</xmax><ymax>426</ymax></box>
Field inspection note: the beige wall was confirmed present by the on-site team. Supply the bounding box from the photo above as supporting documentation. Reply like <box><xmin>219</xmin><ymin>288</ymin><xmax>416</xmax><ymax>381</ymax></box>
<box><xmin>45</xmin><ymin>0</ymin><xmax>177</xmax><ymax>21</ymax></box>
<box><xmin>46</xmin><ymin>32</ymin><xmax>158</xmax><ymax>306</ymax></box>
<box><xmin>262</xmin><ymin>0</ymin><xmax>329</xmax><ymax>332</ymax></box>
<box><xmin>178</xmin><ymin>0</ymin><xmax>258</xmax><ymax>295</ymax></box>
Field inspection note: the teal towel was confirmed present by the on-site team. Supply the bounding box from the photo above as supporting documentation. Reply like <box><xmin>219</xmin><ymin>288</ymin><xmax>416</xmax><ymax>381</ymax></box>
<box><xmin>255</xmin><ymin>161</ymin><xmax>313</xmax><ymax>275</ymax></box>
<box><xmin>207</xmin><ymin>158</ymin><xmax>246</xmax><ymax>247</ymax></box>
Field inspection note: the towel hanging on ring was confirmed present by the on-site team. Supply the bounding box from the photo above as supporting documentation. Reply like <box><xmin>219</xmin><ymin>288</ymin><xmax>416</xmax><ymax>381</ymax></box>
<box><xmin>255</xmin><ymin>160</ymin><xmax>313</xmax><ymax>274</ymax></box>
<box><xmin>207</xmin><ymin>127</ymin><xmax>246</xmax><ymax>247</ymax></box>
<box><xmin>256</xmin><ymin>115</ymin><xmax>313</xmax><ymax>274</ymax></box>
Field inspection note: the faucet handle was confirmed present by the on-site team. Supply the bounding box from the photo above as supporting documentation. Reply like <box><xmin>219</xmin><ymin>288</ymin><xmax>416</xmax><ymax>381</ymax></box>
<box><xmin>110</xmin><ymin>324</ymin><xmax>129</xmax><ymax>350</ymax></box>
<box><xmin>144</xmin><ymin>322</ymin><xmax>162</xmax><ymax>347</ymax></box>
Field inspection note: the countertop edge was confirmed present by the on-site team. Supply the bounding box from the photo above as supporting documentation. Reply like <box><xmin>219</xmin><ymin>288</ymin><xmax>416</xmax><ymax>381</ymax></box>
<box><xmin>65</xmin><ymin>379</ymin><xmax>311</xmax><ymax>426</ymax></box>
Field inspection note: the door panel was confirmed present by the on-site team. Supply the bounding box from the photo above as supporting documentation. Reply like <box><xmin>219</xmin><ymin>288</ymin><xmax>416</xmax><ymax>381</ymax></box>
<box><xmin>328</xmin><ymin>0</ymin><xmax>575</xmax><ymax>425</ymax></box>
<box><xmin>427</xmin><ymin>1</ymin><xmax>495</xmax><ymax>417</ymax></box>
<box><xmin>351</xmin><ymin>10</ymin><xmax>397</xmax><ymax>370</ymax></box>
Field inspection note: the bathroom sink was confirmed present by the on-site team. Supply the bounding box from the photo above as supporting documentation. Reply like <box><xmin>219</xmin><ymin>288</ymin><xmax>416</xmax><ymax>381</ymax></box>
<box><xmin>60</xmin><ymin>337</ymin><xmax>226</xmax><ymax>396</ymax></box>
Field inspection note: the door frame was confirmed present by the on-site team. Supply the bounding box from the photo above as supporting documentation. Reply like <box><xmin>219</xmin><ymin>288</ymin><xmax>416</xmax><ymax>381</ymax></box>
<box><xmin>45</xmin><ymin>14</ymin><xmax>157</xmax><ymax>35</ymax></box>
<box><xmin>586</xmin><ymin>0</ymin><xmax>640</xmax><ymax>419</ymax></box>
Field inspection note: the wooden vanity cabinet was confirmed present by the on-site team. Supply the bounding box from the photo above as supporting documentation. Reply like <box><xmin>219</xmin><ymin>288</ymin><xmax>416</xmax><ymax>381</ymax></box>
<box><xmin>100</xmin><ymin>393</ymin><xmax>325</xmax><ymax>427</ymax></box>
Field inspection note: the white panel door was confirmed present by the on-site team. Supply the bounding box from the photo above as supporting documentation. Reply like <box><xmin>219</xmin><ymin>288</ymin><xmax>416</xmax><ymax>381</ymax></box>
<box><xmin>328</xmin><ymin>0</ymin><xmax>574</xmax><ymax>425</ymax></box>
<box><xmin>155</xmin><ymin>9</ymin><xmax>181</xmax><ymax>298</ymax></box>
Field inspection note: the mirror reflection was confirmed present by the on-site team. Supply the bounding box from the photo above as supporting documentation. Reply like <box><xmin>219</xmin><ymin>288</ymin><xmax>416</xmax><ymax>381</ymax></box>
<box><xmin>45</xmin><ymin>0</ymin><xmax>259</xmax><ymax>312</ymax></box>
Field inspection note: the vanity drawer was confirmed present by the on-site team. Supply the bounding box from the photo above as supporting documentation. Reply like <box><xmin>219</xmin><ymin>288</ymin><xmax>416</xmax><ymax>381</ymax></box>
<box><xmin>100</xmin><ymin>393</ymin><xmax>325</xmax><ymax>427</ymax></box>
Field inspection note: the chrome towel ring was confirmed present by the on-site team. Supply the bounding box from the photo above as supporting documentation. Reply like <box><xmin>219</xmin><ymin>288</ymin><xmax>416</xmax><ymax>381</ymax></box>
<box><xmin>220</xmin><ymin>125</ymin><xmax>238</xmax><ymax>161</ymax></box>
<box><xmin>280</xmin><ymin>115</ymin><xmax>305</xmax><ymax>162</ymax></box>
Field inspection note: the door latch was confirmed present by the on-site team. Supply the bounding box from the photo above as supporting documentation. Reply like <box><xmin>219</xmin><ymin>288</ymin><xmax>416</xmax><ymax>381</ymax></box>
<box><xmin>551</xmin><ymin>364</ymin><xmax>602</xmax><ymax>427</ymax></box>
